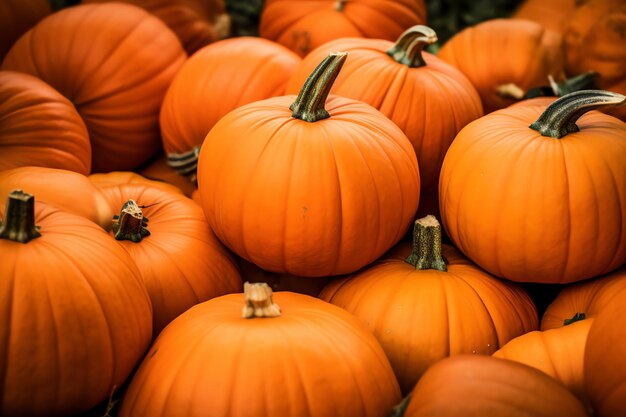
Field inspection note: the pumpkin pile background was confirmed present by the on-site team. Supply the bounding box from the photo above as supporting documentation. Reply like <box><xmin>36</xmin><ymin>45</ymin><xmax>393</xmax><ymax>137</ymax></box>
<box><xmin>1</xmin><ymin>0</ymin><xmax>625</xmax><ymax>416</ymax></box>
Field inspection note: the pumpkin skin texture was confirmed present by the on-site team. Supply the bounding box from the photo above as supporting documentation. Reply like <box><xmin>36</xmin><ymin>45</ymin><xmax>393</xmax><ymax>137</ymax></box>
<box><xmin>198</xmin><ymin>53</ymin><xmax>420</xmax><ymax>277</ymax></box>
<box><xmin>83</xmin><ymin>0</ymin><xmax>230</xmax><ymax>55</ymax></box>
<box><xmin>439</xmin><ymin>91</ymin><xmax>626</xmax><ymax>283</ymax></box>
<box><xmin>260</xmin><ymin>0</ymin><xmax>427</xmax><ymax>57</ymax></box>
<box><xmin>100</xmin><ymin>183</ymin><xmax>242</xmax><ymax>334</ymax></box>
<box><xmin>0</xmin><ymin>192</ymin><xmax>153</xmax><ymax>417</ymax></box>
<box><xmin>1</xmin><ymin>3</ymin><xmax>187</xmax><ymax>172</ymax></box>
<box><xmin>285</xmin><ymin>27</ymin><xmax>483</xmax><ymax>194</ymax></box>
<box><xmin>0</xmin><ymin>167</ymin><xmax>113</xmax><ymax>229</ymax></box>
<box><xmin>320</xmin><ymin>216</ymin><xmax>538</xmax><ymax>394</ymax></box>
<box><xmin>513</xmin><ymin>0</ymin><xmax>577</xmax><ymax>34</ymax></box>
<box><xmin>438</xmin><ymin>19</ymin><xmax>564</xmax><ymax>113</ymax></box>
<box><xmin>89</xmin><ymin>171</ymin><xmax>185</xmax><ymax>197</ymax></box>
<box><xmin>402</xmin><ymin>355</ymin><xmax>589</xmax><ymax>417</ymax></box>
<box><xmin>138</xmin><ymin>154</ymin><xmax>198</xmax><ymax>196</ymax></box>
<box><xmin>119</xmin><ymin>286</ymin><xmax>401</xmax><ymax>417</ymax></box>
<box><xmin>0</xmin><ymin>71</ymin><xmax>91</xmax><ymax>174</ymax></box>
<box><xmin>0</xmin><ymin>0</ymin><xmax>50</xmax><ymax>60</ymax></box>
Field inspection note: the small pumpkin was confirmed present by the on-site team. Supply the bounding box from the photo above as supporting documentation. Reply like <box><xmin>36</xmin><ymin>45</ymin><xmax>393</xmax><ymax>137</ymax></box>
<box><xmin>0</xmin><ymin>190</ymin><xmax>152</xmax><ymax>416</ymax></box>
<box><xmin>0</xmin><ymin>71</ymin><xmax>91</xmax><ymax>174</ymax></box>
<box><xmin>197</xmin><ymin>52</ymin><xmax>420</xmax><ymax>276</ymax></box>
<box><xmin>439</xmin><ymin>90</ymin><xmax>626</xmax><ymax>283</ymax></box>
<box><xmin>0</xmin><ymin>0</ymin><xmax>50</xmax><ymax>60</ymax></box>
<box><xmin>119</xmin><ymin>282</ymin><xmax>401</xmax><ymax>417</ymax></box>
<box><xmin>2</xmin><ymin>3</ymin><xmax>187</xmax><ymax>172</ymax></box>
<box><xmin>260</xmin><ymin>0</ymin><xmax>427</xmax><ymax>57</ymax></box>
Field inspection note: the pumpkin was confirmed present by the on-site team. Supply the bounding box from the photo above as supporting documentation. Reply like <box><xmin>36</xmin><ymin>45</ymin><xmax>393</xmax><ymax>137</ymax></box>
<box><xmin>320</xmin><ymin>216</ymin><xmax>538</xmax><ymax>394</ymax></box>
<box><xmin>160</xmin><ymin>37</ymin><xmax>300</xmax><ymax>181</ymax></box>
<box><xmin>2</xmin><ymin>3</ymin><xmax>186</xmax><ymax>172</ymax></box>
<box><xmin>138</xmin><ymin>154</ymin><xmax>198</xmax><ymax>196</ymax></box>
<box><xmin>197</xmin><ymin>52</ymin><xmax>420</xmax><ymax>276</ymax></box>
<box><xmin>83</xmin><ymin>0</ymin><xmax>230</xmax><ymax>55</ymax></box>
<box><xmin>285</xmin><ymin>25</ymin><xmax>483</xmax><ymax>194</ymax></box>
<box><xmin>584</xmin><ymin>286</ymin><xmax>626</xmax><ymax>417</ymax></box>
<box><xmin>513</xmin><ymin>0</ymin><xmax>577</xmax><ymax>34</ymax></box>
<box><xmin>89</xmin><ymin>171</ymin><xmax>185</xmax><ymax>197</ymax></box>
<box><xmin>240</xmin><ymin>259</ymin><xmax>331</xmax><ymax>296</ymax></box>
<box><xmin>438</xmin><ymin>18</ymin><xmax>564</xmax><ymax>113</ymax></box>
<box><xmin>439</xmin><ymin>90</ymin><xmax>626</xmax><ymax>283</ymax></box>
<box><xmin>119</xmin><ymin>282</ymin><xmax>401</xmax><ymax>417</ymax></box>
<box><xmin>0</xmin><ymin>190</ymin><xmax>152</xmax><ymax>416</ymax></box>
<box><xmin>260</xmin><ymin>0</ymin><xmax>427</xmax><ymax>57</ymax></box>
<box><xmin>0</xmin><ymin>0</ymin><xmax>50</xmax><ymax>60</ymax></box>
<box><xmin>399</xmin><ymin>355</ymin><xmax>589</xmax><ymax>417</ymax></box>
<box><xmin>0</xmin><ymin>71</ymin><xmax>91</xmax><ymax>174</ymax></box>
<box><xmin>99</xmin><ymin>183</ymin><xmax>242</xmax><ymax>334</ymax></box>
<box><xmin>0</xmin><ymin>167</ymin><xmax>112</xmax><ymax>230</ymax></box>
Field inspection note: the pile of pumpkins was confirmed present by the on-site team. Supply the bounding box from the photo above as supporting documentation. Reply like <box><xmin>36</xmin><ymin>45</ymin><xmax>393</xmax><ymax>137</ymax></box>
<box><xmin>1</xmin><ymin>0</ymin><xmax>625</xmax><ymax>416</ymax></box>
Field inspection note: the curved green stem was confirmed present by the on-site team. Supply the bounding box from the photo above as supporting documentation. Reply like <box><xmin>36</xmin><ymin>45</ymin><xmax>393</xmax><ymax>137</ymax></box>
<box><xmin>290</xmin><ymin>52</ymin><xmax>347</xmax><ymax>122</ymax></box>
<box><xmin>0</xmin><ymin>190</ymin><xmax>41</xmax><ymax>243</ymax></box>
<box><xmin>386</xmin><ymin>25</ymin><xmax>437</xmax><ymax>68</ymax></box>
<box><xmin>112</xmin><ymin>199</ymin><xmax>150</xmax><ymax>242</ymax></box>
<box><xmin>405</xmin><ymin>215</ymin><xmax>447</xmax><ymax>271</ymax></box>
<box><xmin>563</xmin><ymin>312</ymin><xmax>586</xmax><ymax>326</ymax></box>
<box><xmin>530</xmin><ymin>90</ymin><xmax>626</xmax><ymax>138</ymax></box>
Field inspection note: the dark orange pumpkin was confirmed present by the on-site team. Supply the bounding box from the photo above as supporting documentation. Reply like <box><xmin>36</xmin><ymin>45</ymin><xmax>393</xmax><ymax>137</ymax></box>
<box><xmin>2</xmin><ymin>3</ymin><xmax>186</xmax><ymax>172</ymax></box>
<box><xmin>320</xmin><ymin>216</ymin><xmax>538</xmax><ymax>394</ymax></box>
<box><xmin>260</xmin><ymin>0</ymin><xmax>427</xmax><ymax>57</ymax></box>
<box><xmin>197</xmin><ymin>52</ymin><xmax>420</xmax><ymax>276</ymax></box>
<box><xmin>99</xmin><ymin>183</ymin><xmax>242</xmax><ymax>334</ymax></box>
<box><xmin>0</xmin><ymin>71</ymin><xmax>91</xmax><ymax>174</ymax></box>
<box><xmin>439</xmin><ymin>90</ymin><xmax>626</xmax><ymax>283</ymax></box>
<box><xmin>285</xmin><ymin>26</ymin><xmax>482</xmax><ymax>194</ymax></box>
<box><xmin>438</xmin><ymin>18</ymin><xmax>564</xmax><ymax>113</ymax></box>
<box><xmin>0</xmin><ymin>0</ymin><xmax>50</xmax><ymax>60</ymax></box>
<box><xmin>0</xmin><ymin>190</ymin><xmax>152</xmax><ymax>416</ymax></box>
<box><xmin>119</xmin><ymin>283</ymin><xmax>401</xmax><ymax>417</ymax></box>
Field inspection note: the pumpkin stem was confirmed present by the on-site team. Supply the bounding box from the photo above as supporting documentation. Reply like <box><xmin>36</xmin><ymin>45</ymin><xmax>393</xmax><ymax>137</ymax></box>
<box><xmin>496</xmin><ymin>83</ymin><xmax>526</xmax><ymax>100</ymax></box>
<box><xmin>290</xmin><ymin>51</ymin><xmax>347</xmax><ymax>122</ymax></box>
<box><xmin>167</xmin><ymin>145</ymin><xmax>201</xmax><ymax>183</ymax></box>
<box><xmin>390</xmin><ymin>394</ymin><xmax>412</xmax><ymax>417</ymax></box>
<box><xmin>112</xmin><ymin>199</ymin><xmax>150</xmax><ymax>242</ymax></box>
<box><xmin>563</xmin><ymin>312</ymin><xmax>586</xmax><ymax>326</ymax></box>
<box><xmin>242</xmin><ymin>282</ymin><xmax>281</xmax><ymax>318</ymax></box>
<box><xmin>0</xmin><ymin>190</ymin><xmax>41</xmax><ymax>243</ymax></box>
<box><xmin>530</xmin><ymin>90</ymin><xmax>626</xmax><ymax>138</ymax></box>
<box><xmin>334</xmin><ymin>0</ymin><xmax>346</xmax><ymax>11</ymax></box>
<box><xmin>405</xmin><ymin>215</ymin><xmax>447</xmax><ymax>271</ymax></box>
<box><xmin>386</xmin><ymin>25</ymin><xmax>437</xmax><ymax>68</ymax></box>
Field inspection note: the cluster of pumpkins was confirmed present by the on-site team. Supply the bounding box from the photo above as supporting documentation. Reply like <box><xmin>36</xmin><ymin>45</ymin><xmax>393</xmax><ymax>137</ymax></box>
<box><xmin>1</xmin><ymin>0</ymin><xmax>625</xmax><ymax>416</ymax></box>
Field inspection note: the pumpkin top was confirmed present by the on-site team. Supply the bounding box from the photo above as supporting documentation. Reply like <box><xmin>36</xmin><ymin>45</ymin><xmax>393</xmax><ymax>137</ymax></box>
<box><xmin>386</xmin><ymin>25</ymin><xmax>437</xmax><ymax>68</ymax></box>
<box><xmin>405</xmin><ymin>215</ymin><xmax>447</xmax><ymax>271</ymax></box>
<box><xmin>0</xmin><ymin>190</ymin><xmax>41</xmax><ymax>243</ymax></box>
<box><xmin>242</xmin><ymin>282</ymin><xmax>281</xmax><ymax>318</ymax></box>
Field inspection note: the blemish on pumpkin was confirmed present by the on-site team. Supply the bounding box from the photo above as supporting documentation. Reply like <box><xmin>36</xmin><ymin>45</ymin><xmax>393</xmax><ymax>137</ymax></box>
<box><xmin>149</xmin><ymin>349</ymin><xmax>158</xmax><ymax>359</ymax></box>
<box><xmin>302</xmin><ymin>206</ymin><xmax>308</xmax><ymax>219</ymax></box>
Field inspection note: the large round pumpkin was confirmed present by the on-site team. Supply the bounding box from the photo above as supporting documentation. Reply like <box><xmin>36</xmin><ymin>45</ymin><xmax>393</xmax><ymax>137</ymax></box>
<box><xmin>0</xmin><ymin>71</ymin><xmax>91</xmax><ymax>174</ymax></box>
<box><xmin>197</xmin><ymin>52</ymin><xmax>420</xmax><ymax>276</ymax></box>
<box><xmin>320</xmin><ymin>216</ymin><xmax>538</xmax><ymax>394</ymax></box>
<box><xmin>260</xmin><ymin>0</ymin><xmax>427</xmax><ymax>57</ymax></box>
<box><xmin>285</xmin><ymin>26</ymin><xmax>482</xmax><ymax>195</ymax></box>
<box><xmin>119</xmin><ymin>283</ymin><xmax>401</xmax><ymax>417</ymax></box>
<box><xmin>2</xmin><ymin>3</ymin><xmax>187</xmax><ymax>172</ymax></box>
<box><xmin>0</xmin><ymin>190</ymin><xmax>152</xmax><ymax>416</ymax></box>
<box><xmin>438</xmin><ymin>18</ymin><xmax>564</xmax><ymax>113</ymax></box>
<box><xmin>99</xmin><ymin>183</ymin><xmax>242</xmax><ymax>334</ymax></box>
<box><xmin>0</xmin><ymin>0</ymin><xmax>50</xmax><ymax>60</ymax></box>
<box><xmin>439</xmin><ymin>90</ymin><xmax>626</xmax><ymax>283</ymax></box>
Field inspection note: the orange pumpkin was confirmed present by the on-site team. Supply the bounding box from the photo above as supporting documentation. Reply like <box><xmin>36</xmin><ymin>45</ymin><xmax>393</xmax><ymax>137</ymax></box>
<box><xmin>513</xmin><ymin>0</ymin><xmax>577</xmax><ymax>34</ymax></box>
<box><xmin>83</xmin><ymin>0</ymin><xmax>230</xmax><ymax>54</ymax></box>
<box><xmin>0</xmin><ymin>71</ymin><xmax>91</xmax><ymax>174</ymax></box>
<box><xmin>160</xmin><ymin>37</ymin><xmax>300</xmax><ymax>181</ymax></box>
<box><xmin>2</xmin><ymin>3</ymin><xmax>186</xmax><ymax>172</ymax></box>
<box><xmin>197</xmin><ymin>52</ymin><xmax>420</xmax><ymax>276</ymax></box>
<box><xmin>439</xmin><ymin>90</ymin><xmax>626</xmax><ymax>283</ymax></box>
<box><xmin>438</xmin><ymin>18</ymin><xmax>564</xmax><ymax>113</ymax></box>
<box><xmin>401</xmin><ymin>355</ymin><xmax>589</xmax><ymax>417</ymax></box>
<box><xmin>320</xmin><ymin>216</ymin><xmax>538</xmax><ymax>394</ymax></box>
<box><xmin>0</xmin><ymin>0</ymin><xmax>50</xmax><ymax>60</ymax></box>
<box><xmin>260</xmin><ymin>0</ymin><xmax>427</xmax><ymax>57</ymax></box>
<box><xmin>99</xmin><ymin>183</ymin><xmax>242</xmax><ymax>334</ymax></box>
<box><xmin>285</xmin><ymin>26</ymin><xmax>482</xmax><ymax>194</ymax></box>
<box><xmin>0</xmin><ymin>190</ymin><xmax>152</xmax><ymax>416</ymax></box>
<box><xmin>119</xmin><ymin>283</ymin><xmax>401</xmax><ymax>417</ymax></box>
<box><xmin>89</xmin><ymin>171</ymin><xmax>185</xmax><ymax>197</ymax></box>
<box><xmin>138</xmin><ymin>154</ymin><xmax>198</xmax><ymax>196</ymax></box>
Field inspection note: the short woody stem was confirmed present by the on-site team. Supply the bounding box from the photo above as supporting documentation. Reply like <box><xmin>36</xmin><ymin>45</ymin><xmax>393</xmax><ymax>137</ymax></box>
<box><xmin>167</xmin><ymin>145</ymin><xmax>201</xmax><ymax>183</ymax></box>
<box><xmin>530</xmin><ymin>90</ymin><xmax>626</xmax><ymax>139</ymax></box>
<box><xmin>0</xmin><ymin>190</ymin><xmax>41</xmax><ymax>243</ymax></box>
<box><xmin>386</xmin><ymin>25</ymin><xmax>437</xmax><ymax>68</ymax></box>
<box><xmin>334</xmin><ymin>0</ymin><xmax>346</xmax><ymax>11</ymax></box>
<box><xmin>112</xmin><ymin>199</ymin><xmax>150</xmax><ymax>242</ymax></box>
<box><xmin>290</xmin><ymin>52</ymin><xmax>347</xmax><ymax>122</ymax></box>
<box><xmin>563</xmin><ymin>312</ymin><xmax>586</xmax><ymax>326</ymax></box>
<box><xmin>242</xmin><ymin>282</ymin><xmax>281</xmax><ymax>318</ymax></box>
<box><xmin>405</xmin><ymin>215</ymin><xmax>447</xmax><ymax>271</ymax></box>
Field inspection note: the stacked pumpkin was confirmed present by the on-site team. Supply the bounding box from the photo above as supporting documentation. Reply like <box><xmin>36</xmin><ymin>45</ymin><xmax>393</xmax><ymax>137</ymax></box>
<box><xmin>0</xmin><ymin>0</ymin><xmax>625</xmax><ymax>416</ymax></box>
